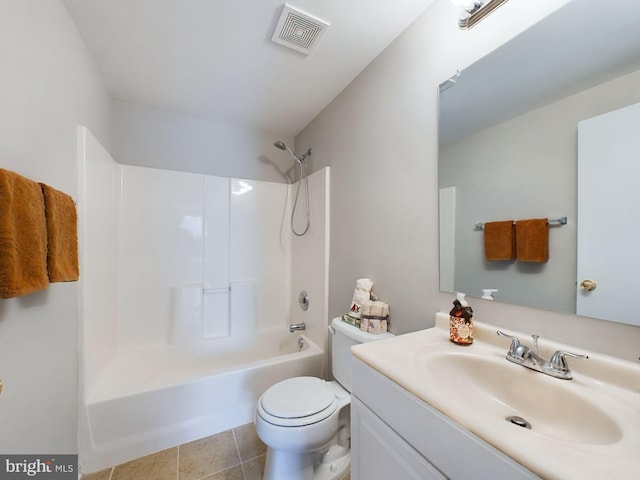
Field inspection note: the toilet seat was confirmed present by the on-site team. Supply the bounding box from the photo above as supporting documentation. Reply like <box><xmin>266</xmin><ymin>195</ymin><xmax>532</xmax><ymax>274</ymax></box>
<box><xmin>258</xmin><ymin>377</ymin><xmax>338</xmax><ymax>427</ymax></box>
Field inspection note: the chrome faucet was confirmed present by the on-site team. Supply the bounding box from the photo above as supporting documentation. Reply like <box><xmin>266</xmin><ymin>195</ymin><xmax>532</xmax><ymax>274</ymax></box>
<box><xmin>289</xmin><ymin>322</ymin><xmax>306</xmax><ymax>333</ymax></box>
<box><xmin>497</xmin><ymin>331</ymin><xmax>588</xmax><ymax>380</ymax></box>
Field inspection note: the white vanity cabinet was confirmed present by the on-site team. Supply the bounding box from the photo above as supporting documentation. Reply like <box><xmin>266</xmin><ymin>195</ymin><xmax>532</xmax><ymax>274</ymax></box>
<box><xmin>351</xmin><ymin>358</ymin><xmax>540</xmax><ymax>480</ymax></box>
<box><xmin>352</xmin><ymin>397</ymin><xmax>446</xmax><ymax>479</ymax></box>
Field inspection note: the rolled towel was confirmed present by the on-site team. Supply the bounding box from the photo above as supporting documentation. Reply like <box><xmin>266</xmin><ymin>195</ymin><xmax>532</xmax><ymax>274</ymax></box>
<box><xmin>361</xmin><ymin>300</ymin><xmax>389</xmax><ymax>318</ymax></box>
<box><xmin>484</xmin><ymin>220</ymin><xmax>516</xmax><ymax>261</ymax></box>
<box><xmin>0</xmin><ymin>169</ymin><xmax>49</xmax><ymax>298</ymax></box>
<box><xmin>516</xmin><ymin>218</ymin><xmax>549</xmax><ymax>262</ymax></box>
<box><xmin>348</xmin><ymin>278</ymin><xmax>374</xmax><ymax>319</ymax></box>
<box><xmin>360</xmin><ymin>317</ymin><xmax>388</xmax><ymax>334</ymax></box>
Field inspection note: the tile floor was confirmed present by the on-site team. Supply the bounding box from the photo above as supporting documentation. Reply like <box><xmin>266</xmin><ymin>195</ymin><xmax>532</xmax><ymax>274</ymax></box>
<box><xmin>81</xmin><ymin>422</ymin><xmax>351</xmax><ymax>480</ymax></box>
<box><xmin>81</xmin><ymin>423</ymin><xmax>266</xmax><ymax>480</ymax></box>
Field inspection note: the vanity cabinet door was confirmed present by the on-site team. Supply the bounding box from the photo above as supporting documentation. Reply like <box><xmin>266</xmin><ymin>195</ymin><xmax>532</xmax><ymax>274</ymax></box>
<box><xmin>351</xmin><ymin>397</ymin><xmax>447</xmax><ymax>480</ymax></box>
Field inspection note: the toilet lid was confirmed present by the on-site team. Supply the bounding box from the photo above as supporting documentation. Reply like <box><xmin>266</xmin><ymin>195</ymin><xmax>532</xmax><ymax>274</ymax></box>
<box><xmin>260</xmin><ymin>377</ymin><xmax>336</xmax><ymax>419</ymax></box>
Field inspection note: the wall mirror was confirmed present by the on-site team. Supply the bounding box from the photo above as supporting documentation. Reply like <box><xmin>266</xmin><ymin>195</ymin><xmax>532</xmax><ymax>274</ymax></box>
<box><xmin>438</xmin><ymin>0</ymin><xmax>640</xmax><ymax>325</ymax></box>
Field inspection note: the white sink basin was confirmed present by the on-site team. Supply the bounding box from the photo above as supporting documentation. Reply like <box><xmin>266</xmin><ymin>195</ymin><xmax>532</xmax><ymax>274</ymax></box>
<box><xmin>351</xmin><ymin>315</ymin><xmax>640</xmax><ymax>480</ymax></box>
<box><xmin>421</xmin><ymin>351</ymin><xmax>622</xmax><ymax>445</ymax></box>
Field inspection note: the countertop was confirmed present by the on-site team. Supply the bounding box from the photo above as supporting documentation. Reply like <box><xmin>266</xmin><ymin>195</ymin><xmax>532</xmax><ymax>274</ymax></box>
<box><xmin>351</xmin><ymin>313</ymin><xmax>640</xmax><ymax>480</ymax></box>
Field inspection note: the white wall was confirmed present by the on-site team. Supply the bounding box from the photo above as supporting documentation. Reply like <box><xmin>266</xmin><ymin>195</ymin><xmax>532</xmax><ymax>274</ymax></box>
<box><xmin>296</xmin><ymin>0</ymin><xmax>640</xmax><ymax>360</ymax></box>
<box><xmin>112</xmin><ymin>100</ymin><xmax>297</xmax><ymax>184</ymax></box>
<box><xmin>0</xmin><ymin>0</ymin><xmax>111</xmax><ymax>453</ymax></box>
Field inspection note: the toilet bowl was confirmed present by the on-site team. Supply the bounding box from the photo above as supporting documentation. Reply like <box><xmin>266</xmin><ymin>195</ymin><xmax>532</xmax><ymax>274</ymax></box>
<box><xmin>255</xmin><ymin>377</ymin><xmax>351</xmax><ymax>480</ymax></box>
<box><xmin>255</xmin><ymin>318</ymin><xmax>394</xmax><ymax>480</ymax></box>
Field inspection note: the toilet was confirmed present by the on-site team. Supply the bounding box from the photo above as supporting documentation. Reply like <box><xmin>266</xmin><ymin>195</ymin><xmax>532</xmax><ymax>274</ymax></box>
<box><xmin>255</xmin><ymin>317</ymin><xmax>394</xmax><ymax>480</ymax></box>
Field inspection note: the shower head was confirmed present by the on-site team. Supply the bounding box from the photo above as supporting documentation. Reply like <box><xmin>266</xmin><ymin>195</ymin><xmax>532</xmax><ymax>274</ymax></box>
<box><xmin>273</xmin><ymin>141</ymin><xmax>311</xmax><ymax>164</ymax></box>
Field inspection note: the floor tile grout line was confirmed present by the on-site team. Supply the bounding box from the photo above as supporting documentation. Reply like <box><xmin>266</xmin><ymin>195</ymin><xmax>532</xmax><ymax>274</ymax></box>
<box><xmin>177</xmin><ymin>457</ymin><xmax>244</xmax><ymax>480</ymax></box>
<box><xmin>191</xmin><ymin>462</ymin><xmax>244</xmax><ymax>480</ymax></box>
<box><xmin>231</xmin><ymin>428</ymin><xmax>247</xmax><ymax>480</ymax></box>
<box><xmin>240</xmin><ymin>453</ymin><xmax>265</xmax><ymax>463</ymax></box>
<box><xmin>176</xmin><ymin>444</ymin><xmax>180</xmax><ymax>480</ymax></box>
<box><xmin>183</xmin><ymin>436</ymin><xmax>244</xmax><ymax>480</ymax></box>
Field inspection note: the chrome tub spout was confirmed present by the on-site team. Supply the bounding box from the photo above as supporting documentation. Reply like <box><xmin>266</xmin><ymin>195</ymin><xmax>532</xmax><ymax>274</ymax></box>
<box><xmin>289</xmin><ymin>322</ymin><xmax>306</xmax><ymax>333</ymax></box>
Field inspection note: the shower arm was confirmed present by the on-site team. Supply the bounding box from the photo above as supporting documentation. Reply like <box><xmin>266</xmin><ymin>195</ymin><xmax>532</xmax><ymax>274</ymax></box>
<box><xmin>298</xmin><ymin>149</ymin><xmax>311</xmax><ymax>163</ymax></box>
<box><xmin>287</xmin><ymin>146</ymin><xmax>311</xmax><ymax>164</ymax></box>
<box><xmin>274</xmin><ymin>141</ymin><xmax>311</xmax><ymax>164</ymax></box>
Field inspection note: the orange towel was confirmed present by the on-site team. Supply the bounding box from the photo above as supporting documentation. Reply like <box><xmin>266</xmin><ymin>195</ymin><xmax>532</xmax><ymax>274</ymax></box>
<box><xmin>516</xmin><ymin>218</ymin><xmax>549</xmax><ymax>263</ymax></box>
<box><xmin>39</xmin><ymin>183</ymin><xmax>79</xmax><ymax>282</ymax></box>
<box><xmin>484</xmin><ymin>220</ymin><xmax>516</xmax><ymax>261</ymax></box>
<box><xmin>0</xmin><ymin>169</ymin><xmax>49</xmax><ymax>298</ymax></box>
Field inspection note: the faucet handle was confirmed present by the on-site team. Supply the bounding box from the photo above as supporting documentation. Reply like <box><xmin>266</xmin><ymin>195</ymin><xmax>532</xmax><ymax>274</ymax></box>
<box><xmin>497</xmin><ymin>330</ymin><xmax>520</xmax><ymax>353</ymax></box>
<box><xmin>550</xmin><ymin>350</ymin><xmax>589</xmax><ymax>372</ymax></box>
<box><xmin>497</xmin><ymin>331</ymin><xmax>533</xmax><ymax>360</ymax></box>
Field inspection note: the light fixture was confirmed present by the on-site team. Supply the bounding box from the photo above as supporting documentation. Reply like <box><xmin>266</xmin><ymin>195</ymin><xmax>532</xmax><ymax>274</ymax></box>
<box><xmin>451</xmin><ymin>0</ymin><xmax>510</xmax><ymax>29</ymax></box>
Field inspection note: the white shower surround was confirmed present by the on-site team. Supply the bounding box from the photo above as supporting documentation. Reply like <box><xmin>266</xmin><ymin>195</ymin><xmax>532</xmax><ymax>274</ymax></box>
<box><xmin>77</xmin><ymin>127</ymin><xmax>330</xmax><ymax>473</ymax></box>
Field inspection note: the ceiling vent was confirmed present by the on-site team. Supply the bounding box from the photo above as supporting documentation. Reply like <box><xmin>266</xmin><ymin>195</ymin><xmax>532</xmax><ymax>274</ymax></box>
<box><xmin>271</xmin><ymin>4</ymin><xmax>330</xmax><ymax>55</ymax></box>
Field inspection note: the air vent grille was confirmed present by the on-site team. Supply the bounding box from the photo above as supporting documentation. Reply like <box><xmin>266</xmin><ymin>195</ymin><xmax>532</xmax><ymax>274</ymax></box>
<box><xmin>272</xmin><ymin>4</ymin><xmax>329</xmax><ymax>55</ymax></box>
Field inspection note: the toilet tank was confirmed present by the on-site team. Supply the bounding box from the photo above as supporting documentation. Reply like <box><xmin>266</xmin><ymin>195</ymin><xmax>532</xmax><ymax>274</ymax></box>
<box><xmin>330</xmin><ymin>317</ymin><xmax>394</xmax><ymax>392</ymax></box>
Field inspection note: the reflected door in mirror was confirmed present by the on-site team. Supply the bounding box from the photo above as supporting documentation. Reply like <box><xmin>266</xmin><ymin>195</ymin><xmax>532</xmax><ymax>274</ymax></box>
<box><xmin>577</xmin><ymin>102</ymin><xmax>640</xmax><ymax>326</ymax></box>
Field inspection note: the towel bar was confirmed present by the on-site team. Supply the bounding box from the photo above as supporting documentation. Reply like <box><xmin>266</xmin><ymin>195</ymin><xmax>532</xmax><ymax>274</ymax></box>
<box><xmin>475</xmin><ymin>217</ymin><xmax>567</xmax><ymax>231</ymax></box>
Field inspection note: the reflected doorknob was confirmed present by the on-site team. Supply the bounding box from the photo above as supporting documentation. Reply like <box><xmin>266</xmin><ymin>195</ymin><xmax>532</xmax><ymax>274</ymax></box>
<box><xmin>580</xmin><ymin>279</ymin><xmax>597</xmax><ymax>291</ymax></box>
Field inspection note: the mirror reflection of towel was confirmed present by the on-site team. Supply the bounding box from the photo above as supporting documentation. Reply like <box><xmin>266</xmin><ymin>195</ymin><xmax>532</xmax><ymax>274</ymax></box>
<box><xmin>516</xmin><ymin>218</ymin><xmax>549</xmax><ymax>263</ymax></box>
<box><xmin>484</xmin><ymin>220</ymin><xmax>516</xmax><ymax>261</ymax></box>
<box><xmin>0</xmin><ymin>169</ymin><xmax>49</xmax><ymax>298</ymax></box>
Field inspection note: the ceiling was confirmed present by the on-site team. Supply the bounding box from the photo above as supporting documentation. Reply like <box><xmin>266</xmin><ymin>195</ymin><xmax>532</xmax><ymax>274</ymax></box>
<box><xmin>62</xmin><ymin>0</ymin><xmax>436</xmax><ymax>137</ymax></box>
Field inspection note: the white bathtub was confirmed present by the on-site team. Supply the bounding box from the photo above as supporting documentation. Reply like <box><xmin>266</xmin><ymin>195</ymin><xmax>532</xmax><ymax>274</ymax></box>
<box><xmin>82</xmin><ymin>332</ymin><xmax>323</xmax><ymax>473</ymax></box>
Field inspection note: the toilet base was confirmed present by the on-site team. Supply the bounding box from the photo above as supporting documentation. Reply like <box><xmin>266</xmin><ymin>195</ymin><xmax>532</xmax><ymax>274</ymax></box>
<box><xmin>262</xmin><ymin>444</ymin><xmax>350</xmax><ymax>480</ymax></box>
<box><xmin>263</xmin><ymin>448</ymin><xmax>314</xmax><ymax>480</ymax></box>
<box><xmin>314</xmin><ymin>444</ymin><xmax>350</xmax><ymax>480</ymax></box>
